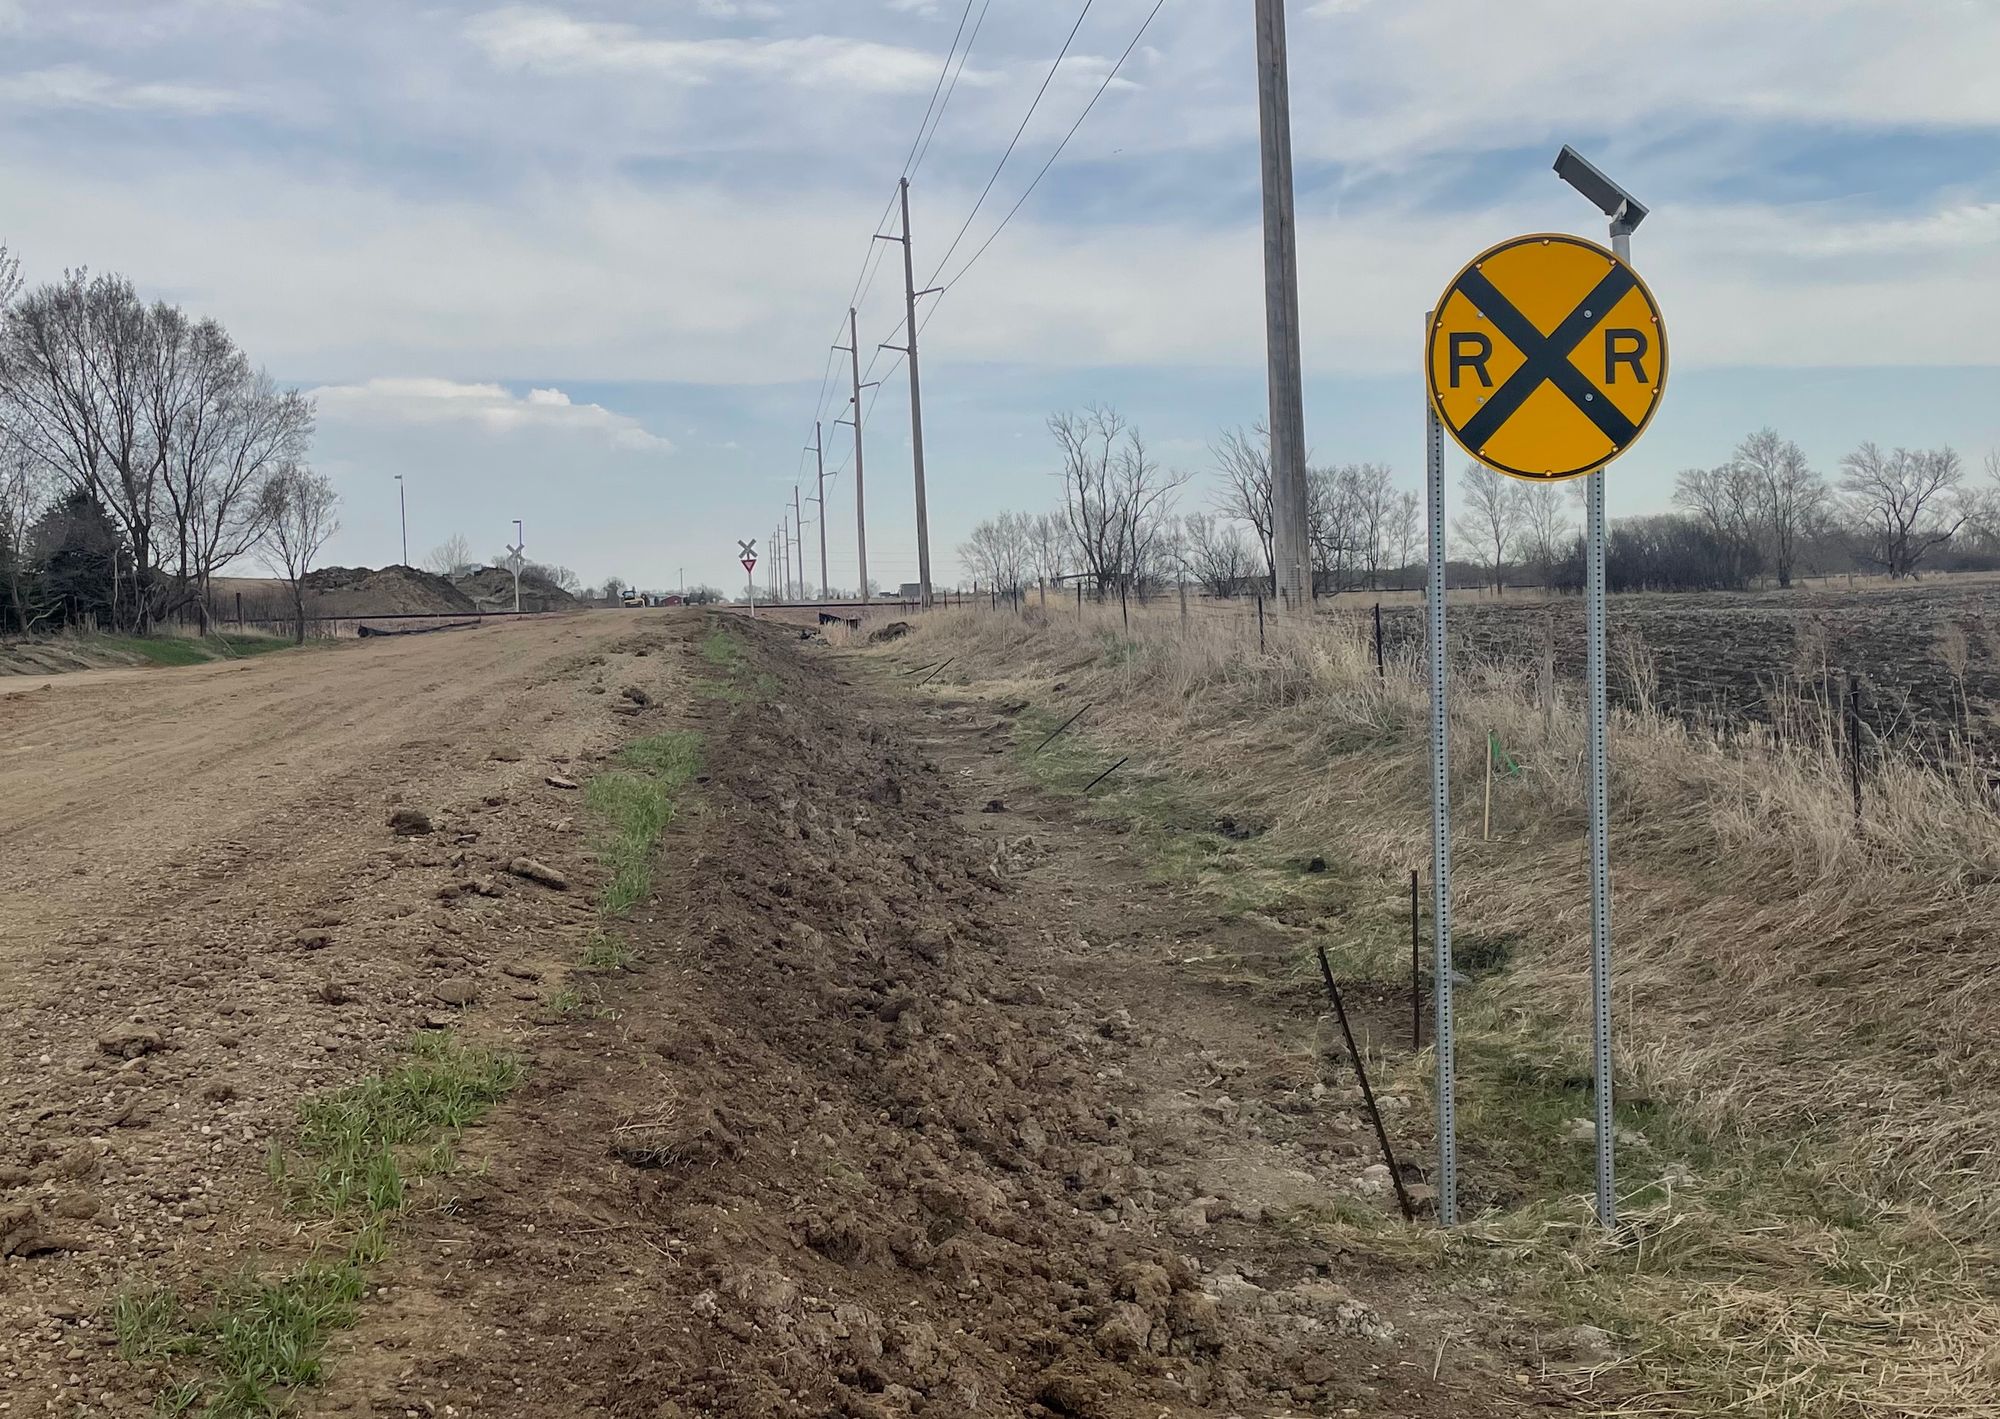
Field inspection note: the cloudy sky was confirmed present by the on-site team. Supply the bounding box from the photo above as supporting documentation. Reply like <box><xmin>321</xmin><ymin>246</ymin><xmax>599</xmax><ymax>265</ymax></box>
<box><xmin>4</xmin><ymin>0</ymin><xmax>1997</xmax><ymax>592</ymax></box>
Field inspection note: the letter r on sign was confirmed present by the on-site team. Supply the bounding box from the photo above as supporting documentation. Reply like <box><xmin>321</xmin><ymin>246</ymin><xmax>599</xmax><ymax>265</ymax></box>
<box><xmin>1604</xmin><ymin>328</ymin><xmax>1649</xmax><ymax>385</ymax></box>
<box><xmin>1449</xmin><ymin>332</ymin><xmax>1494</xmax><ymax>389</ymax></box>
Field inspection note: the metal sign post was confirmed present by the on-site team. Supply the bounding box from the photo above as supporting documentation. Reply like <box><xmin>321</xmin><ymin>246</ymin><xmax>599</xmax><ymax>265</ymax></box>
<box><xmin>1423</xmin><ymin>152</ymin><xmax>1666</xmax><ymax>1230</ymax></box>
<box><xmin>1424</xmin><ymin>318</ymin><xmax>1459</xmax><ymax>1228</ymax></box>
<box><xmin>1558</xmin><ymin>145</ymin><xmax>1650</xmax><ymax>1231</ymax></box>
<box><xmin>738</xmin><ymin>540</ymin><xmax>757</xmax><ymax>620</ymax></box>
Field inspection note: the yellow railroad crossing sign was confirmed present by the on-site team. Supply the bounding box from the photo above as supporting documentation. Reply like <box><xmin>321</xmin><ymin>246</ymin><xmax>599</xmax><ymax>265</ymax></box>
<box><xmin>1427</xmin><ymin>233</ymin><xmax>1667</xmax><ymax>482</ymax></box>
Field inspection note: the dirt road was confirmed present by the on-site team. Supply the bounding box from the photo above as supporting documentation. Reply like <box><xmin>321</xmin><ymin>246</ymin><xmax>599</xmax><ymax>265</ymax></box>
<box><xmin>0</xmin><ymin>613</ymin><xmax>681</xmax><ymax>1409</ymax></box>
<box><xmin>1</xmin><ymin>614</ymin><xmax>1599</xmax><ymax>1416</ymax></box>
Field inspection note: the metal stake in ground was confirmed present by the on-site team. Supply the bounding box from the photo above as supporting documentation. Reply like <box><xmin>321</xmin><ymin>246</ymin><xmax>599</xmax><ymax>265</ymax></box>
<box><xmin>1082</xmin><ymin>756</ymin><xmax>1128</xmax><ymax>795</ymax></box>
<box><xmin>1410</xmin><ymin>868</ymin><xmax>1421</xmax><ymax>1051</ymax></box>
<box><xmin>1848</xmin><ymin>675</ymin><xmax>1864</xmax><ymax>823</ymax></box>
<box><xmin>1034</xmin><ymin>706</ymin><xmax>1090</xmax><ymax>756</ymax></box>
<box><xmin>1423</xmin><ymin>351</ymin><xmax>1458</xmax><ymax>1228</ymax></box>
<box><xmin>1316</xmin><ymin>947</ymin><xmax>1416</xmax><ymax>1223</ymax></box>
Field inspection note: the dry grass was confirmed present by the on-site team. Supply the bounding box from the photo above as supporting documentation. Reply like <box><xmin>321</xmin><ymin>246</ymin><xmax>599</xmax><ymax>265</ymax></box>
<box><xmin>885</xmin><ymin>600</ymin><xmax>2000</xmax><ymax>1417</ymax></box>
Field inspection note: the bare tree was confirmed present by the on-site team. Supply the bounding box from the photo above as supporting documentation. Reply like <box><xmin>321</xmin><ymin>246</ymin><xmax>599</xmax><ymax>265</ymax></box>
<box><xmin>1735</xmin><ymin>428</ymin><xmax>1826</xmax><ymax>589</ymax></box>
<box><xmin>425</xmin><ymin>534</ymin><xmax>474</xmax><ymax>577</ymax></box>
<box><xmin>1451</xmin><ymin>464</ymin><xmax>1528</xmax><ymax>593</ymax></box>
<box><xmin>1212</xmin><ymin>424</ymin><xmax>1273</xmax><ymax>590</ymax></box>
<box><xmin>0</xmin><ymin>421</ymin><xmax>44</xmax><ymax>630</ymax></box>
<box><xmin>0</xmin><ymin>272</ymin><xmax>163</xmax><ymax>630</ymax></box>
<box><xmin>1673</xmin><ymin>462</ymin><xmax>1761</xmax><ymax>587</ymax></box>
<box><xmin>958</xmin><ymin>511</ymin><xmax>1034</xmax><ymax>595</ymax></box>
<box><xmin>1050</xmin><ymin>406</ymin><xmax>1186</xmax><ymax>594</ymax></box>
<box><xmin>257</xmin><ymin>463</ymin><xmax>339</xmax><ymax>643</ymax></box>
<box><xmin>145</xmin><ymin>308</ymin><xmax>314</xmax><ymax>628</ymax></box>
<box><xmin>1517</xmin><ymin>483</ymin><xmax>1573</xmax><ymax>590</ymax></box>
<box><xmin>1307</xmin><ymin>465</ymin><xmax>1358</xmax><ymax>592</ymax></box>
<box><xmin>1028</xmin><ymin>510</ymin><xmax>1069</xmax><ymax>595</ymax></box>
<box><xmin>1839</xmin><ymin>443</ymin><xmax>1966</xmax><ymax>578</ymax></box>
<box><xmin>1178</xmin><ymin>511</ymin><xmax>1254</xmax><ymax>597</ymax></box>
<box><xmin>1388</xmin><ymin>489</ymin><xmax>1422</xmax><ymax>591</ymax></box>
<box><xmin>1961</xmin><ymin>453</ymin><xmax>2000</xmax><ymax>555</ymax></box>
<box><xmin>0</xmin><ymin>244</ymin><xmax>21</xmax><ymax>312</ymax></box>
<box><xmin>1347</xmin><ymin>464</ymin><xmax>1396</xmax><ymax>589</ymax></box>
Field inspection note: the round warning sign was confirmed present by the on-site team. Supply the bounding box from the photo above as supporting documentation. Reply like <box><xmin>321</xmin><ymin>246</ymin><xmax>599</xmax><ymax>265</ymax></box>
<box><xmin>1427</xmin><ymin>233</ymin><xmax>1667</xmax><ymax>482</ymax></box>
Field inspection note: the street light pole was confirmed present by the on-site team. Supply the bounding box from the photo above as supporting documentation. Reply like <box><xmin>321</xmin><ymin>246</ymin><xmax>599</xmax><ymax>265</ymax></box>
<box><xmin>395</xmin><ymin>476</ymin><xmax>408</xmax><ymax>566</ymax></box>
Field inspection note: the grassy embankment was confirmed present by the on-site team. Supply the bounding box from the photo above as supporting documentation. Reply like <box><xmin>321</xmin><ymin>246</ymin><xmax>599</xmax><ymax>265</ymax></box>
<box><xmin>0</xmin><ymin>628</ymin><xmax>301</xmax><ymax>676</ymax></box>
<box><xmin>885</xmin><ymin>602</ymin><xmax>2000</xmax><ymax>1419</ymax></box>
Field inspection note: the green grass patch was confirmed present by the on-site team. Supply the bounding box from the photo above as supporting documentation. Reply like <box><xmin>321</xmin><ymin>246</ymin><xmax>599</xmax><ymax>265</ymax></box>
<box><xmin>587</xmin><ymin>730</ymin><xmax>702</xmax><ymax>914</ymax></box>
<box><xmin>700</xmin><ymin>623</ymin><xmax>746</xmax><ymax>671</ymax></box>
<box><xmin>93</xmin><ymin>633</ymin><xmax>296</xmax><ymax>668</ymax></box>
<box><xmin>116</xmin><ymin>1261</ymin><xmax>364</xmax><ymax>1419</ymax></box>
<box><xmin>273</xmin><ymin>1032</ymin><xmax>520</xmax><ymax>1220</ymax></box>
<box><xmin>127</xmin><ymin>1033</ymin><xmax>519</xmax><ymax>1418</ymax></box>
<box><xmin>580</xmin><ymin>932</ymin><xmax>634</xmax><ymax>971</ymax></box>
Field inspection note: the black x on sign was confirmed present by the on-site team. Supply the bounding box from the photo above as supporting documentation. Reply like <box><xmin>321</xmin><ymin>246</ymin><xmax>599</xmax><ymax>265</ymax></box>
<box><xmin>1428</xmin><ymin>233</ymin><xmax>1668</xmax><ymax>482</ymax></box>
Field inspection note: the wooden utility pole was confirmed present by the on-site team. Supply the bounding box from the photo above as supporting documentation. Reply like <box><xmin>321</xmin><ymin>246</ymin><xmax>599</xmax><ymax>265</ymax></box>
<box><xmin>877</xmin><ymin>178</ymin><xmax>937</xmax><ymax>609</ymax></box>
<box><xmin>793</xmin><ymin>485</ymin><xmax>805</xmax><ymax>599</ymax></box>
<box><xmin>1254</xmin><ymin>0</ymin><xmax>1313</xmax><ymax>615</ymax></box>
<box><xmin>837</xmin><ymin>308</ymin><xmax>871</xmax><ymax>602</ymax></box>
<box><xmin>810</xmin><ymin>422</ymin><xmax>829</xmax><ymax>600</ymax></box>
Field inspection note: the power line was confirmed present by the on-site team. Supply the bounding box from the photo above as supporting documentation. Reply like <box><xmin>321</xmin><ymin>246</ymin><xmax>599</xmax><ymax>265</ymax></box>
<box><xmin>923</xmin><ymin>0</ymin><xmax>1099</xmax><ymax>290</ymax></box>
<box><xmin>911</xmin><ymin>0</ymin><xmax>996</xmax><ymax>181</ymax></box>
<box><xmin>899</xmin><ymin>0</ymin><xmax>980</xmax><ymax>179</ymax></box>
<box><xmin>937</xmin><ymin>0</ymin><xmax>1168</xmax><ymax>295</ymax></box>
<box><xmin>858</xmin><ymin>0</ymin><xmax>1164</xmax><ymax>377</ymax></box>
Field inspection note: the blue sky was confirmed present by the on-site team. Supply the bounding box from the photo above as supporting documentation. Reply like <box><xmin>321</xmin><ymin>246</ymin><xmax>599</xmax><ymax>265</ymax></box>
<box><xmin>3</xmin><ymin>0</ymin><xmax>1997</xmax><ymax>592</ymax></box>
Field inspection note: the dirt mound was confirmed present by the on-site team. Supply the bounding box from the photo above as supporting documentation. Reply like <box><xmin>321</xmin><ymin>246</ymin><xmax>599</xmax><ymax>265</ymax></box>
<box><xmin>300</xmin><ymin>565</ymin><xmax>477</xmax><ymax>617</ymax></box>
<box><xmin>341</xmin><ymin>617</ymin><xmax>1543</xmax><ymax>1418</ymax></box>
<box><xmin>451</xmin><ymin>566</ymin><xmax>581</xmax><ymax>614</ymax></box>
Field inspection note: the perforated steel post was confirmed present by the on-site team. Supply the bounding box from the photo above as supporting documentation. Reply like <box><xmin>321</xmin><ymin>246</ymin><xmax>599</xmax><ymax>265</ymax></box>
<box><xmin>1424</xmin><ymin>321</ymin><xmax>1458</xmax><ymax>1227</ymax></box>
<box><xmin>1583</xmin><ymin>220</ymin><xmax>1634</xmax><ymax>1230</ymax></box>
<box><xmin>1585</xmin><ymin>462</ymin><xmax>1613</xmax><ymax>1227</ymax></box>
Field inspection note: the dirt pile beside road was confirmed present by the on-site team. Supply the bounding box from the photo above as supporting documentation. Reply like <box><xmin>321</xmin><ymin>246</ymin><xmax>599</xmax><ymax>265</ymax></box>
<box><xmin>301</xmin><ymin>565</ymin><xmax>479</xmax><ymax>617</ymax></box>
<box><xmin>452</xmin><ymin>566</ymin><xmax>581</xmax><ymax>614</ymax></box>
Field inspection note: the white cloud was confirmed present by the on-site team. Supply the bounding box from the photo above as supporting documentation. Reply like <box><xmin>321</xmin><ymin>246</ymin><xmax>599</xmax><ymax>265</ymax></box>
<box><xmin>1294</xmin><ymin>1</ymin><xmax>2000</xmax><ymax>168</ymax></box>
<box><xmin>464</xmin><ymin>6</ymin><xmax>971</xmax><ymax>93</ymax></box>
<box><xmin>310</xmin><ymin>378</ymin><xmax>672</xmax><ymax>453</ymax></box>
<box><xmin>0</xmin><ymin>63</ymin><xmax>242</xmax><ymax>113</ymax></box>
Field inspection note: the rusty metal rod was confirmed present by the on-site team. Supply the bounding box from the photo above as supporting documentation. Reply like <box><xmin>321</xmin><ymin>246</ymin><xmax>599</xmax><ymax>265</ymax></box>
<box><xmin>1082</xmin><ymin>756</ymin><xmax>1129</xmax><ymax>795</ymax></box>
<box><xmin>1317</xmin><ymin>945</ymin><xmax>1417</xmax><ymax>1222</ymax></box>
<box><xmin>1033</xmin><ymin>705</ymin><xmax>1089</xmax><ymax>756</ymax></box>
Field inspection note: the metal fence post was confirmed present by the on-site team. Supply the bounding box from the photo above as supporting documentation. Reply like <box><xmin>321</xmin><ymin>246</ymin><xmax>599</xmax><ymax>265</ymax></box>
<box><xmin>1424</xmin><ymin>323</ymin><xmax>1458</xmax><ymax>1228</ymax></box>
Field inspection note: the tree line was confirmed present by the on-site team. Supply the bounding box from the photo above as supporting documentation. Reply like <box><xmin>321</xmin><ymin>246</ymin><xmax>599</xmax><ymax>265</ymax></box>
<box><xmin>958</xmin><ymin>408</ymin><xmax>2000</xmax><ymax>600</ymax></box>
<box><xmin>0</xmin><ymin>243</ymin><xmax>335</xmax><ymax>640</ymax></box>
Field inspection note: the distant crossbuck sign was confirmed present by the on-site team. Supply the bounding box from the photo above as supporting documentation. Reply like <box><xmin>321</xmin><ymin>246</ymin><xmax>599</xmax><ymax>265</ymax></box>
<box><xmin>1428</xmin><ymin>233</ymin><xmax>1667</xmax><ymax>482</ymax></box>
